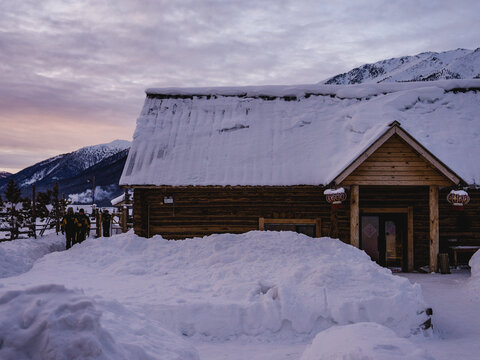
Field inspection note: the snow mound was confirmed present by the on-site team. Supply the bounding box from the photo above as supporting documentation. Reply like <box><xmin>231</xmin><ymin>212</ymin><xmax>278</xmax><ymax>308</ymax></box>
<box><xmin>467</xmin><ymin>249</ymin><xmax>480</xmax><ymax>297</ymax></box>
<box><xmin>0</xmin><ymin>284</ymin><xmax>141</xmax><ymax>360</ymax></box>
<box><xmin>469</xmin><ymin>249</ymin><xmax>480</xmax><ymax>278</ymax></box>
<box><xmin>0</xmin><ymin>284</ymin><xmax>199</xmax><ymax>360</ymax></box>
<box><xmin>25</xmin><ymin>231</ymin><xmax>430</xmax><ymax>339</ymax></box>
<box><xmin>300</xmin><ymin>323</ymin><xmax>433</xmax><ymax>360</ymax></box>
<box><xmin>0</xmin><ymin>234</ymin><xmax>64</xmax><ymax>278</ymax></box>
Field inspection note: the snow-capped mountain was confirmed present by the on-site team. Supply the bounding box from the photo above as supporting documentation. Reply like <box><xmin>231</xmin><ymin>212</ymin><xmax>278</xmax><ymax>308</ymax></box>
<box><xmin>322</xmin><ymin>48</ymin><xmax>480</xmax><ymax>84</ymax></box>
<box><xmin>0</xmin><ymin>171</ymin><xmax>11</xmax><ymax>180</ymax></box>
<box><xmin>0</xmin><ymin>140</ymin><xmax>130</xmax><ymax>205</ymax></box>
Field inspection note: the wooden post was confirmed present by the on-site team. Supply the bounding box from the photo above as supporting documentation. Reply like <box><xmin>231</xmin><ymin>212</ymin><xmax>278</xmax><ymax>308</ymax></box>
<box><xmin>121</xmin><ymin>206</ymin><xmax>127</xmax><ymax>233</ymax></box>
<box><xmin>32</xmin><ymin>185</ymin><xmax>37</xmax><ymax>239</ymax></box>
<box><xmin>408</xmin><ymin>206</ymin><xmax>414</xmax><ymax>272</ymax></box>
<box><xmin>429</xmin><ymin>186</ymin><xmax>439</xmax><ymax>272</ymax></box>
<box><xmin>97</xmin><ymin>212</ymin><xmax>102</xmax><ymax>238</ymax></box>
<box><xmin>350</xmin><ymin>185</ymin><xmax>359</xmax><ymax>248</ymax></box>
<box><xmin>147</xmin><ymin>204</ymin><xmax>151</xmax><ymax>238</ymax></box>
<box><xmin>258</xmin><ymin>217</ymin><xmax>265</xmax><ymax>230</ymax></box>
<box><xmin>330</xmin><ymin>207</ymin><xmax>339</xmax><ymax>239</ymax></box>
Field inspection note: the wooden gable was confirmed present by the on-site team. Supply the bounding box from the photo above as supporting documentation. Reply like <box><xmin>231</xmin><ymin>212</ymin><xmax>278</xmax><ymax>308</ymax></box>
<box><xmin>334</xmin><ymin>122</ymin><xmax>463</xmax><ymax>186</ymax></box>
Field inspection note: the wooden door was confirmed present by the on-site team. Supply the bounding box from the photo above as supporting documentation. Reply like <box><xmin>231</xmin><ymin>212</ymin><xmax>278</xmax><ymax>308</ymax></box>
<box><xmin>361</xmin><ymin>213</ymin><xmax>407</xmax><ymax>271</ymax></box>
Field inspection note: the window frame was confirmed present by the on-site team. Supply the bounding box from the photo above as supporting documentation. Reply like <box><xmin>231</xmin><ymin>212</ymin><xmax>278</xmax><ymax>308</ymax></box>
<box><xmin>259</xmin><ymin>217</ymin><xmax>321</xmax><ymax>237</ymax></box>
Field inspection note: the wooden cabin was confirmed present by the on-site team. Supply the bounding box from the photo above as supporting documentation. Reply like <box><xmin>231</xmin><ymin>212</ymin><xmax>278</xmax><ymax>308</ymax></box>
<box><xmin>120</xmin><ymin>81</ymin><xmax>480</xmax><ymax>272</ymax></box>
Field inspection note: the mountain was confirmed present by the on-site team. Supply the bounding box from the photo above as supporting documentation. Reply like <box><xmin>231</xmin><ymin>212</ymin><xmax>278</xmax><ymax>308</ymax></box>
<box><xmin>58</xmin><ymin>148</ymin><xmax>129</xmax><ymax>206</ymax></box>
<box><xmin>0</xmin><ymin>140</ymin><xmax>130</xmax><ymax>206</ymax></box>
<box><xmin>0</xmin><ymin>171</ymin><xmax>12</xmax><ymax>180</ymax></box>
<box><xmin>322</xmin><ymin>48</ymin><xmax>480</xmax><ymax>85</ymax></box>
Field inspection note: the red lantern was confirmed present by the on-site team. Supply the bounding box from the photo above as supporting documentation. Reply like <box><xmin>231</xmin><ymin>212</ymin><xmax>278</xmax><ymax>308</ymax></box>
<box><xmin>324</xmin><ymin>188</ymin><xmax>347</xmax><ymax>209</ymax></box>
<box><xmin>447</xmin><ymin>189</ymin><xmax>470</xmax><ymax>210</ymax></box>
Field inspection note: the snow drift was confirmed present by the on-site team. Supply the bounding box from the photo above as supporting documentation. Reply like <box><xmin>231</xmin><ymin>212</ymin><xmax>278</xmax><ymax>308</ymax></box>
<box><xmin>0</xmin><ymin>233</ymin><xmax>64</xmax><ymax>278</ymax></box>
<box><xmin>0</xmin><ymin>284</ymin><xmax>199</xmax><ymax>360</ymax></box>
<box><xmin>300</xmin><ymin>323</ymin><xmax>433</xmax><ymax>360</ymax></box>
<box><xmin>4</xmin><ymin>231</ymin><xmax>430</xmax><ymax>340</ymax></box>
<box><xmin>469</xmin><ymin>249</ymin><xmax>480</xmax><ymax>278</ymax></box>
<box><xmin>467</xmin><ymin>249</ymin><xmax>480</xmax><ymax>297</ymax></box>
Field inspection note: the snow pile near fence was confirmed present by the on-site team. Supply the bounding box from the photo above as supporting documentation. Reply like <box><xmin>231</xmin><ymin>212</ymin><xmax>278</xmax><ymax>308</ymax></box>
<box><xmin>0</xmin><ymin>233</ymin><xmax>64</xmax><ymax>278</ymax></box>
<box><xmin>6</xmin><ymin>231</ymin><xmax>429</xmax><ymax>339</ymax></box>
<box><xmin>467</xmin><ymin>249</ymin><xmax>480</xmax><ymax>297</ymax></box>
<box><xmin>469</xmin><ymin>249</ymin><xmax>480</xmax><ymax>277</ymax></box>
<box><xmin>300</xmin><ymin>323</ymin><xmax>433</xmax><ymax>360</ymax></box>
<box><xmin>0</xmin><ymin>284</ymin><xmax>199</xmax><ymax>360</ymax></box>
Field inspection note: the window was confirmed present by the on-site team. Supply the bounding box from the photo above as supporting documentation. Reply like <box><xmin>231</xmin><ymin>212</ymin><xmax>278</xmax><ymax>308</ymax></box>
<box><xmin>259</xmin><ymin>218</ymin><xmax>321</xmax><ymax>237</ymax></box>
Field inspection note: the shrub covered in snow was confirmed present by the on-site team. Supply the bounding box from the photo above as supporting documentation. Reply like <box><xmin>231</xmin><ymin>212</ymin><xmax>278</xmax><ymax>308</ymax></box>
<box><xmin>300</xmin><ymin>323</ymin><xmax>433</xmax><ymax>360</ymax></box>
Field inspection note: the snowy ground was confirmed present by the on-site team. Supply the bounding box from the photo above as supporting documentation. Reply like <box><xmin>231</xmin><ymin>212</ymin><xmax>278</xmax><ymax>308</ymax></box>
<box><xmin>0</xmin><ymin>231</ymin><xmax>478</xmax><ymax>359</ymax></box>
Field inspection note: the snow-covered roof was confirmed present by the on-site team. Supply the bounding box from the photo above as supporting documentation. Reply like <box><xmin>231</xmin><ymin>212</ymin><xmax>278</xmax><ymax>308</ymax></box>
<box><xmin>111</xmin><ymin>193</ymin><xmax>124</xmax><ymax>206</ymax></box>
<box><xmin>120</xmin><ymin>80</ymin><xmax>480</xmax><ymax>186</ymax></box>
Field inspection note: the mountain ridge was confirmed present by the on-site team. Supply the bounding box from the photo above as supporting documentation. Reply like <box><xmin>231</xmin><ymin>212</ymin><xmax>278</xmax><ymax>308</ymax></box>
<box><xmin>322</xmin><ymin>48</ymin><xmax>480</xmax><ymax>85</ymax></box>
<box><xmin>0</xmin><ymin>171</ymin><xmax>12</xmax><ymax>180</ymax></box>
<box><xmin>0</xmin><ymin>140</ymin><xmax>130</xmax><ymax>206</ymax></box>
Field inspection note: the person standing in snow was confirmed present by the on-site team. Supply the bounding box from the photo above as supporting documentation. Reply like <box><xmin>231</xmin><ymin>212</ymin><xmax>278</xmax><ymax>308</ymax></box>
<box><xmin>61</xmin><ymin>207</ymin><xmax>78</xmax><ymax>249</ymax></box>
<box><xmin>102</xmin><ymin>209</ymin><xmax>111</xmax><ymax>237</ymax></box>
<box><xmin>76</xmin><ymin>208</ymin><xmax>90</xmax><ymax>244</ymax></box>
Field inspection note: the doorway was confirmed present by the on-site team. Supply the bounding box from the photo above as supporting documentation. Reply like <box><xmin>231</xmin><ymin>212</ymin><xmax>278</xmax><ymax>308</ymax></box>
<box><xmin>360</xmin><ymin>213</ymin><xmax>407</xmax><ymax>271</ymax></box>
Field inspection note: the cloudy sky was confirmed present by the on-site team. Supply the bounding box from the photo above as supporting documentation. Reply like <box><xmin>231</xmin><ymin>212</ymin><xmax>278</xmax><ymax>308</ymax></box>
<box><xmin>1</xmin><ymin>0</ymin><xmax>479</xmax><ymax>173</ymax></box>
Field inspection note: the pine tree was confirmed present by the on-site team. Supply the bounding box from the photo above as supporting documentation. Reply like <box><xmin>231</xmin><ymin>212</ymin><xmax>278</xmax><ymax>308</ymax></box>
<box><xmin>4</xmin><ymin>179</ymin><xmax>22</xmax><ymax>239</ymax></box>
<box><xmin>36</xmin><ymin>190</ymin><xmax>52</xmax><ymax>220</ymax></box>
<box><xmin>21</xmin><ymin>196</ymin><xmax>33</xmax><ymax>236</ymax></box>
<box><xmin>51</xmin><ymin>182</ymin><xmax>62</xmax><ymax>234</ymax></box>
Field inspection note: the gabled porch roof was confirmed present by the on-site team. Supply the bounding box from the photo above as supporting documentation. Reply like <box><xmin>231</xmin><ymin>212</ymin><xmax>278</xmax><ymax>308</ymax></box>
<box><xmin>332</xmin><ymin>121</ymin><xmax>465</xmax><ymax>187</ymax></box>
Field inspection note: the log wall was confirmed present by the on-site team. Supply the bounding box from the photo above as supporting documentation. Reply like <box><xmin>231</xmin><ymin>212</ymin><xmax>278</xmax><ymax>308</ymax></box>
<box><xmin>132</xmin><ymin>186</ymin><xmax>480</xmax><ymax>270</ymax></box>
<box><xmin>133</xmin><ymin>186</ymin><xmax>350</xmax><ymax>241</ymax></box>
<box><xmin>439</xmin><ymin>188</ymin><xmax>480</xmax><ymax>249</ymax></box>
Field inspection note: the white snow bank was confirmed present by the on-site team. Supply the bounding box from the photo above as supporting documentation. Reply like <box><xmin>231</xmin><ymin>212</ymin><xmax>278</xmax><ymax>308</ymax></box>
<box><xmin>467</xmin><ymin>249</ymin><xmax>480</xmax><ymax>297</ymax></box>
<box><xmin>9</xmin><ymin>231</ymin><xmax>430</xmax><ymax>339</ymax></box>
<box><xmin>0</xmin><ymin>234</ymin><xmax>64</xmax><ymax>278</ymax></box>
<box><xmin>0</xmin><ymin>284</ymin><xmax>199</xmax><ymax>360</ymax></box>
<box><xmin>469</xmin><ymin>249</ymin><xmax>480</xmax><ymax>277</ymax></box>
<box><xmin>300</xmin><ymin>323</ymin><xmax>433</xmax><ymax>360</ymax></box>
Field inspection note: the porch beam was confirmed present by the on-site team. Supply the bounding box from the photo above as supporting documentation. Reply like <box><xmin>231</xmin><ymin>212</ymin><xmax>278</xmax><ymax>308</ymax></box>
<box><xmin>429</xmin><ymin>186</ymin><xmax>439</xmax><ymax>272</ymax></box>
<box><xmin>350</xmin><ymin>185</ymin><xmax>359</xmax><ymax>248</ymax></box>
<box><xmin>408</xmin><ymin>206</ymin><xmax>414</xmax><ymax>272</ymax></box>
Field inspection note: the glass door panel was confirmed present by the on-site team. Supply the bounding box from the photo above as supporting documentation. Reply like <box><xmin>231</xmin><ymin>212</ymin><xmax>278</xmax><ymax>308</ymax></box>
<box><xmin>361</xmin><ymin>213</ymin><xmax>406</xmax><ymax>271</ymax></box>
<box><xmin>385</xmin><ymin>219</ymin><xmax>402</xmax><ymax>269</ymax></box>
<box><xmin>361</xmin><ymin>216</ymin><xmax>380</xmax><ymax>262</ymax></box>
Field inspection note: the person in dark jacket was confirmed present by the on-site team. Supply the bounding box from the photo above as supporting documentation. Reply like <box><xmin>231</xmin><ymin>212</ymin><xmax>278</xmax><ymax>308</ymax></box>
<box><xmin>102</xmin><ymin>209</ymin><xmax>111</xmax><ymax>237</ymax></box>
<box><xmin>76</xmin><ymin>208</ymin><xmax>91</xmax><ymax>244</ymax></box>
<box><xmin>61</xmin><ymin>207</ymin><xmax>78</xmax><ymax>249</ymax></box>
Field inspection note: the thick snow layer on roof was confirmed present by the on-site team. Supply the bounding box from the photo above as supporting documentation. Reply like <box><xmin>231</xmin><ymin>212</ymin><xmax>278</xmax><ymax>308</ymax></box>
<box><xmin>111</xmin><ymin>193</ymin><xmax>124</xmax><ymax>205</ymax></box>
<box><xmin>121</xmin><ymin>80</ymin><xmax>480</xmax><ymax>186</ymax></box>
